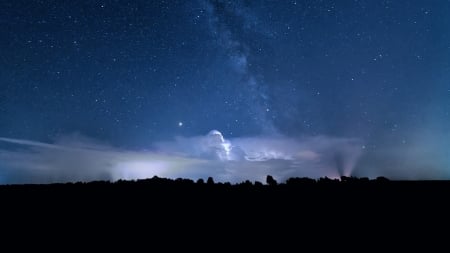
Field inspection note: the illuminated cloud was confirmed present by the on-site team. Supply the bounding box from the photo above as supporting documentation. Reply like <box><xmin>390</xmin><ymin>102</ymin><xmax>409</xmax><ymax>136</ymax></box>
<box><xmin>0</xmin><ymin>131</ymin><xmax>363</xmax><ymax>184</ymax></box>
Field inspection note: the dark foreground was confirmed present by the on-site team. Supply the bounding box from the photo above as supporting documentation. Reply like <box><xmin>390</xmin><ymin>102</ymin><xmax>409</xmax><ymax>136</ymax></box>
<box><xmin>1</xmin><ymin>176</ymin><xmax>449</xmax><ymax>248</ymax></box>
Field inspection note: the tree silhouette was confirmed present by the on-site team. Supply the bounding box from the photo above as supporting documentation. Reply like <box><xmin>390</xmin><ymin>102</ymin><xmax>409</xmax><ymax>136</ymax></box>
<box><xmin>207</xmin><ymin>177</ymin><xmax>215</xmax><ymax>185</ymax></box>
<box><xmin>266</xmin><ymin>175</ymin><xmax>277</xmax><ymax>186</ymax></box>
<box><xmin>254</xmin><ymin>181</ymin><xmax>263</xmax><ymax>187</ymax></box>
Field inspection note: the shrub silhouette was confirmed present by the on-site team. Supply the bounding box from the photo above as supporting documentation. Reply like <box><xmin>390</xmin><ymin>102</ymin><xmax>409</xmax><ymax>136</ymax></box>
<box><xmin>266</xmin><ymin>175</ymin><xmax>277</xmax><ymax>186</ymax></box>
<box><xmin>207</xmin><ymin>177</ymin><xmax>215</xmax><ymax>185</ymax></box>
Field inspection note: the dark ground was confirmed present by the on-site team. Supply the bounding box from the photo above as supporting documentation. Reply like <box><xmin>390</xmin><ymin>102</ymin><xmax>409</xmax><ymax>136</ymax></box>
<box><xmin>1</xmin><ymin>176</ymin><xmax>448</xmax><ymax>249</ymax></box>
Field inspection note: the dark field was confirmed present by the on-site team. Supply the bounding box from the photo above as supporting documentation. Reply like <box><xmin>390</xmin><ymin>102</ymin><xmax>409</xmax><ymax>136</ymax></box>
<box><xmin>1</xmin><ymin>176</ymin><xmax>448</xmax><ymax>248</ymax></box>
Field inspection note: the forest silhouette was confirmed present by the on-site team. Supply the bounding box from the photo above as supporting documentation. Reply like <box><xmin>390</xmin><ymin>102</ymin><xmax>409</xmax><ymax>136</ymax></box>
<box><xmin>1</xmin><ymin>175</ymin><xmax>447</xmax><ymax>246</ymax></box>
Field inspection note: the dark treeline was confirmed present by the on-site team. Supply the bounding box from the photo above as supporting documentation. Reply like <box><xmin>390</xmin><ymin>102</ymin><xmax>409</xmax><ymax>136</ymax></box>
<box><xmin>1</xmin><ymin>175</ymin><xmax>448</xmax><ymax>247</ymax></box>
<box><xmin>0</xmin><ymin>174</ymin><xmax>391</xmax><ymax>188</ymax></box>
<box><xmin>1</xmin><ymin>174</ymin><xmax>449</xmax><ymax>197</ymax></box>
<box><xmin>1</xmin><ymin>175</ymin><xmax>448</xmax><ymax>211</ymax></box>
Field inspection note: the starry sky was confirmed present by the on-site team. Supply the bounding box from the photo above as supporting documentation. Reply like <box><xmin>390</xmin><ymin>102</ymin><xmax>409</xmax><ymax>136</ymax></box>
<box><xmin>1</xmin><ymin>0</ymin><xmax>450</xmax><ymax>183</ymax></box>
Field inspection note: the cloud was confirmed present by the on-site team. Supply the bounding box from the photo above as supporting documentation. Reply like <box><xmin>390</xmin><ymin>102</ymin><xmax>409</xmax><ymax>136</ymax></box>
<box><xmin>353</xmin><ymin>130</ymin><xmax>450</xmax><ymax>180</ymax></box>
<box><xmin>0</xmin><ymin>131</ymin><xmax>363</xmax><ymax>184</ymax></box>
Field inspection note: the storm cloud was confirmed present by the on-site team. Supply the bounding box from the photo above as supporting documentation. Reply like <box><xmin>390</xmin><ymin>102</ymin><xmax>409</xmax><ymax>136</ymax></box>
<box><xmin>0</xmin><ymin>131</ymin><xmax>363</xmax><ymax>184</ymax></box>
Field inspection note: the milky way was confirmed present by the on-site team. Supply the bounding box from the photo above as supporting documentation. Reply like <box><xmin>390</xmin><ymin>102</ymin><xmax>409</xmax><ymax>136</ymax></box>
<box><xmin>1</xmin><ymin>0</ymin><xmax>450</xmax><ymax>183</ymax></box>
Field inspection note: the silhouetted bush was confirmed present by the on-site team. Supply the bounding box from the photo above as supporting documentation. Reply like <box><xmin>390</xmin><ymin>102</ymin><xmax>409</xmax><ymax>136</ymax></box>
<box><xmin>266</xmin><ymin>175</ymin><xmax>277</xmax><ymax>186</ymax></box>
<box><xmin>239</xmin><ymin>180</ymin><xmax>253</xmax><ymax>187</ymax></box>
<box><xmin>286</xmin><ymin>177</ymin><xmax>315</xmax><ymax>185</ymax></box>
<box><xmin>376</xmin><ymin>176</ymin><xmax>389</xmax><ymax>182</ymax></box>
<box><xmin>318</xmin><ymin>177</ymin><xmax>338</xmax><ymax>183</ymax></box>
<box><xmin>340</xmin><ymin>176</ymin><xmax>351</xmax><ymax>182</ymax></box>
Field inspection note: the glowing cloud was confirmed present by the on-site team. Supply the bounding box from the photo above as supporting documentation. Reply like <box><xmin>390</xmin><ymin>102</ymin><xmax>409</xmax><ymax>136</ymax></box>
<box><xmin>0</xmin><ymin>131</ymin><xmax>364</xmax><ymax>184</ymax></box>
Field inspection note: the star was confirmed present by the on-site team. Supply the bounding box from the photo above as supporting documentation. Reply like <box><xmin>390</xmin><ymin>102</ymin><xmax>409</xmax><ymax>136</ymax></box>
<box><xmin>1</xmin><ymin>0</ymin><xmax>448</xmax><ymax>183</ymax></box>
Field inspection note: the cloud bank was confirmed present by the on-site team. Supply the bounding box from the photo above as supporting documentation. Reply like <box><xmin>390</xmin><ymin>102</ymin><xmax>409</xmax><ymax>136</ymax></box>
<box><xmin>0</xmin><ymin>131</ymin><xmax>363</xmax><ymax>184</ymax></box>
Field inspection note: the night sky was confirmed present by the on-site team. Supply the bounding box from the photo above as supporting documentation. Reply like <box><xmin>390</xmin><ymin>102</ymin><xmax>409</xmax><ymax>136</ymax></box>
<box><xmin>1</xmin><ymin>0</ymin><xmax>450</xmax><ymax>183</ymax></box>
